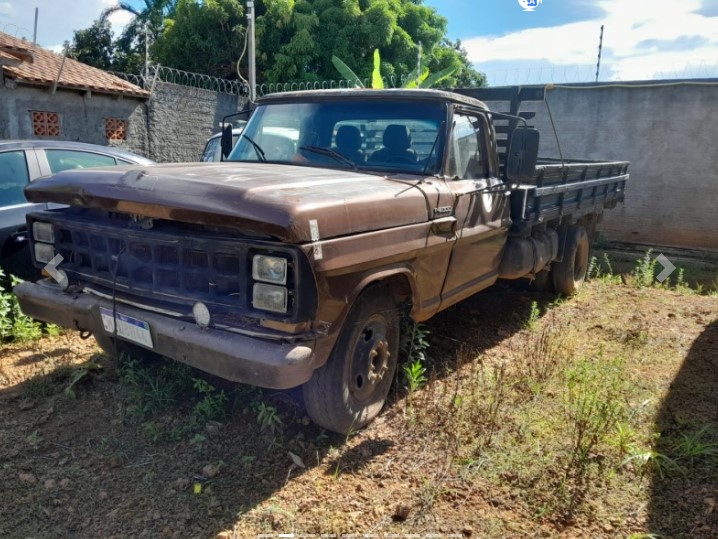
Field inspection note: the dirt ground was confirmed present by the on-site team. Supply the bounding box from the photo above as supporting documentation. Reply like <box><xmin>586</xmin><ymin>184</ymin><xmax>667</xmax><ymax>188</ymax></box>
<box><xmin>1</xmin><ymin>281</ymin><xmax>716</xmax><ymax>539</ymax></box>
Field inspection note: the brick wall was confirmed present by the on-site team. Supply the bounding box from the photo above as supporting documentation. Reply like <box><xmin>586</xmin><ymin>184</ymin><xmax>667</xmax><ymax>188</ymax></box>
<box><xmin>0</xmin><ymin>83</ymin><xmax>149</xmax><ymax>158</ymax></box>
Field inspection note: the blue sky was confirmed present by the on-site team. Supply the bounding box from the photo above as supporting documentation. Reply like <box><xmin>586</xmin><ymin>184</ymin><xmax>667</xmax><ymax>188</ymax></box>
<box><xmin>2</xmin><ymin>0</ymin><xmax>717</xmax><ymax>85</ymax></box>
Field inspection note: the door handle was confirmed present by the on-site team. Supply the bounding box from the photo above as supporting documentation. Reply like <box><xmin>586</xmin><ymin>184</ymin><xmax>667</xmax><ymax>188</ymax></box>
<box><xmin>431</xmin><ymin>216</ymin><xmax>456</xmax><ymax>235</ymax></box>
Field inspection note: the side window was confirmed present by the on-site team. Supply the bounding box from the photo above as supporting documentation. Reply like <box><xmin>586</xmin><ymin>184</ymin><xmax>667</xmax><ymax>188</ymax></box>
<box><xmin>448</xmin><ymin>114</ymin><xmax>485</xmax><ymax>180</ymax></box>
<box><xmin>202</xmin><ymin>138</ymin><xmax>220</xmax><ymax>162</ymax></box>
<box><xmin>46</xmin><ymin>150</ymin><xmax>117</xmax><ymax>173</ymax></box>
<box><xmin>0</xmin><ymin>151</ymin><xmax>30</xmax><ymax>207</ymax></box>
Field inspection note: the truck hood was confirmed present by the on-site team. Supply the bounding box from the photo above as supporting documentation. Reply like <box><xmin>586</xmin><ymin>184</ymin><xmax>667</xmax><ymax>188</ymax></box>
<box><xmin>24</xmin><ymin>162</ymin><xmax>436</xmax><ymax>243</ymax></box>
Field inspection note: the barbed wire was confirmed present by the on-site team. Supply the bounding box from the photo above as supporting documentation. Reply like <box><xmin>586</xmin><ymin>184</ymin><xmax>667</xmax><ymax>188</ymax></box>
<box><xmin>111</xmin><ymin>65</ymin><xmax>250</xmax><ymax>95</ymax></box>
<box><xmin>109</xmin><ymin>61</ymin><xmax>718</xmax><ymax>100</ymax></box>
<box><xmin>0</xmin><ymin>23</ymin><xmax>34</xmax><ymax>40</ymax></box>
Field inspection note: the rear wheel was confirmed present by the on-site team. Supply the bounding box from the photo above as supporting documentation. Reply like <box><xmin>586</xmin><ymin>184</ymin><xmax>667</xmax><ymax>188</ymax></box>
<box><xmin>552</xmin><ymin>225</ymin><xmax>590</xmax><ymax>295</ymax></box>
<box><xmin>302</xmin><ymin>286</ymin><xmax>399</xmax><ymax>434</ymax></box>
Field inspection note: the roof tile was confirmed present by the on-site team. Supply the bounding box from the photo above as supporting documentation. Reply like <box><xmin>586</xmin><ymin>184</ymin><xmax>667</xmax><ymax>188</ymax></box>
<box><xmin>0</xmin><ymin>31</ymin><xmax>149</xmax><ymax>98</ymax></box>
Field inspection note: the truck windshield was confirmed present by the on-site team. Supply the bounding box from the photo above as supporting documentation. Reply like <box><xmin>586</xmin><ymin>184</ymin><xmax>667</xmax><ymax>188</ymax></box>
<box><xmin>227</xmin><ymin>99</ymin><xmax>447</xmax><ymax>175</ymax></box>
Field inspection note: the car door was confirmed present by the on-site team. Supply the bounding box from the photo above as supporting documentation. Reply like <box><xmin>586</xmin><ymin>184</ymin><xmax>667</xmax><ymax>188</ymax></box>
<box><xmin>0</xmin><ymin>148</ymin><xmax>46</xmax><ymax>280</ymax></box>
<box><xmin>439</xmin><ymin>110</ymin><xmax>511</xmax><ymax>310</ymax></box>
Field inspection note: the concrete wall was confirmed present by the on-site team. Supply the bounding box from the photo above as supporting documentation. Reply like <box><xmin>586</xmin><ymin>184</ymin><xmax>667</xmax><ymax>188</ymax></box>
<box><xmin>518</xmin><ymin>82</ymin><xmax>718</xmax><ymax>251</ymax></box>
<box><xmin>0</xmin><ymin>83</ymin><xmax>149</xmax><ymax>157</ymax></box>
<box><xmin>146</xmin><ymin>81</ymin><xmax>244</xmax><ymax>163</ymax></box>
<box><xmin>0</xmin><ymin>80</ymin><xmax>245</xmax><ymax>164</ymax></box>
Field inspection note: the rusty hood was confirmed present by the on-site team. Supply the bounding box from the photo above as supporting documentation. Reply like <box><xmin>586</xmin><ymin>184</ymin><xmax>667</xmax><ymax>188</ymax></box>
<box><xmin>24</xmin><ymin>162</ymin><xmax>436</xmax><ymax>243</ymax></box>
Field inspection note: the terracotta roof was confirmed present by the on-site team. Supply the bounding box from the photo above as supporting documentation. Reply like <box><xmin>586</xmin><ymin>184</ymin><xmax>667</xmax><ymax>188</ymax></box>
<box><xmin>0</xmin><ymin>31</ymin><xmax>149</xmax><ymax>98</ymax></box>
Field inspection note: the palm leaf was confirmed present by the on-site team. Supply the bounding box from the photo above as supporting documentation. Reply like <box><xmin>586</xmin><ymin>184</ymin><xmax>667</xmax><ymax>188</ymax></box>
<box><xmin>372</xmin><ymin>49</ymin><xmax>384</xmax><ymax>89</ymax></box>
<box><xmin>332</xmin><ymin>56</ymin><xmax>364</xmax><ymax>88</ymax></box>
<box><xmin>419</xmin><ymin>65</ymin><xmax>457</xmax><ymax>89</ymax></box>
<box><xmin>403</xmin><ymin>67</ymin><xmax>429</xmax><ymax>88</ymax></box>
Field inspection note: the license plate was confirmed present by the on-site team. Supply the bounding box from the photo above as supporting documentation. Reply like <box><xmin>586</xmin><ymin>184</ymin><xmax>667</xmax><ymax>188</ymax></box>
<box><xmin>100</xmin><ymin>307</ymin><xmax>154</xmax><ymax>349</ymax></box>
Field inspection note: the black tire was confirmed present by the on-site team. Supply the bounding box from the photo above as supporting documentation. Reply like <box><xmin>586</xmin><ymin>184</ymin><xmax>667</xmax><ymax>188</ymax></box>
<box><xmin>302</xmin><ymin>286</ymin><xmax>399</xmax><ymax>434</ymax></box>
<box><xmin>552</xmin><ymin>225</ymin><xmax>590</xmax><ymax>295</ymax></box>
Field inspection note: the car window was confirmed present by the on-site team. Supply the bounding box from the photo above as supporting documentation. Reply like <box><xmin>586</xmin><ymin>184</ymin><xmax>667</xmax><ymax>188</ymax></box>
<box><xmin>0</xmin><ymin>150</ymin><xmax>30</xmax><ymax>207</ymax></box>
<box><xmin>45</xmin><ymin>150</ymin><xmax>117</xmax><ymax>173</ymax></box>
<box><xmin>202</xmin><ymin>137</ymin><xmax>221</xmax><ymax>162</ymax></box>
<box><xmin>447</xmin><ymin>114</ymin><xmax>485</xmax><ymax>180</ymax></box>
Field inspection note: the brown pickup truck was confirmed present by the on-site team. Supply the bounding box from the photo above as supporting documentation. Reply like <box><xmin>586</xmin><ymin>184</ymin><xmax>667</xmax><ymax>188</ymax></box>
<box><xmin>15</xmin><ymin>87</ymin><xmax>629</xmax><ymax>434</ymax></box>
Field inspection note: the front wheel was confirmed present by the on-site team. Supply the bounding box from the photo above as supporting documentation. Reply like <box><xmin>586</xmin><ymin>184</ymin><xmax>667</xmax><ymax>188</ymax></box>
<box><xmin>552</xmin><ymin>225</ymin><xmax>590</xmax><ymax>295</ymax></box>
<box><xmin>302</xmin><ymin>286</ymin><xmax>399</xmax><ymax>434</ymax></box>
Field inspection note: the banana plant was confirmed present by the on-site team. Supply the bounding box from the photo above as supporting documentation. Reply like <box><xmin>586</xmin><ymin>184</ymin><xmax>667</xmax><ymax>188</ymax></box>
<box><xmin>331</xmin><ymin>49</ymin><xmax>456</xmax><ymax>89</ymax></box>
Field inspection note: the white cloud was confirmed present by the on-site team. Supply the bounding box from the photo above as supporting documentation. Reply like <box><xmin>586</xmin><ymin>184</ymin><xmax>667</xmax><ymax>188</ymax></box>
<box><xmin>0</xmin><ymin>2</ymin><xmax>14</xmax><ymax>16</ymax></box>
<box><xmin>464</xmin><ymin>0</ymin><xmax>718</xmax><ymax>82</ymax></box>
<box><xmin>1</xmin><ymin>0</ymin><xmax>134</xmax><ymax>50</ymax></box>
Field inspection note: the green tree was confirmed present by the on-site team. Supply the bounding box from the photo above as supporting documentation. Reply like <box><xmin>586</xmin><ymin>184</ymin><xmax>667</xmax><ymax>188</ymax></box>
<box><xmin>255</xmin><ymin>0</ymin><xmax>485</xmax><ymax>87</ymax></box>
<box><xmin>103</xmin><ymin>0</ymin><xmax>178</xmax><ymax>74</ymax></box>
<box><xmin>68</xmin><ymin>18</ymin><xmax>114</xmax><ymax>70</ymax></box>
<box><xmin>152</xmin><ymin>0</ymin><xmax>246</xmax><ymax>78</ymax></box>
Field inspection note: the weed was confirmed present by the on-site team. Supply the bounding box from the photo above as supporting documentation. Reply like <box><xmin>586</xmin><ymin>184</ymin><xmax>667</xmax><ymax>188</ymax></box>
<box><xmin>622</xmin><ymin>449</ymin><xmax>682</xmax><ymax>479</ymax></box>
<box><xmin>560</xmin><ymin>357</ymin><xmax>628</xmax><ymax>513</ymax></box>
<box><xmin>525</xmin><ymin>300</ymin><xmax>540</xmax><ymax>331</ymax></box>
<box><xmin>400</xmin><ymin>320</ymin><xmax>430</xmax><ymax>363</ymax></box>
<box><xmin>256</xmin><ymin>402</ymin><xmax>283</xmax><ymax>435</ymax></box>
<box><xmin>512</xmin><ymin>314</ymin><xmax>569</xmax><ymax>385</ymax></box>
<box><xmin>633</xmin><ymin>249</ymin><xmax>657</xmax><ymax>288</ymax></box>
<box><xmin>189</xmin><ymin>433</ymin><xmax>207</xmax><ymax>449</ymax></box>
<box><xmin>0</xmin><ymin>272</ymin><xmax>42</xmax><ymax>342</ymax></box>
<box><xmin>63</xmin><ymin>361</ymin><xmax>102</xmax><ymax>399</ymax></box>
<box><xmin>607</xmin><ymin>421</ymin><xmax>638</xmax><ymax>456</ymax></box>
<box><xmin>401</xmin><ymin>321</ymin><xmax>431</xmax><ymax>393</ymax></box>
<box><xmin>142</xmin><ymin>421</ymin><xmax>162</xmax><ymax>443</ymax></box>
<box><xmin>404</xmin><ymin>360</ymin><xmax>427</xmax><ymax>393</ymax></box>
<box><xmin>588</xmin><ymin>253</ymin><xmax>621</xmax><ymax>284</ymax></box>
<box><xmin>119</xmin><ymin>357</ymin><xmax>185</xmax><ymax>418</ymax></box>
<box><xmin>672</xmin><ymin>426</ymin><xmax>718</xmax><ymax>467</ymax></box>
<box><xmin>23</xmin><ymin>370</ymin><xmax>55</xmax><ymax>398</ymax></box>
<box><xmin>26</xmin><ymin>430</ymin><xmax>42</xmax><ymax>449</ymax></box>
<box><xmin>191</xmin><ymin>378</ymin><xmax>228</xmax><ymax>423</ymax></box>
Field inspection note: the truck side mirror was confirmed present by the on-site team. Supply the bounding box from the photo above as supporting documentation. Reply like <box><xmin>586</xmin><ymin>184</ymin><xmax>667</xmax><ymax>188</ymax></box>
<box><xmin>220</xmin><ymin>124</ymin><xmax>234</xmax><ymax>161</ymax></box>
<box><xmin>506</xmin><ymin>127</ymin><xmax>539</xmax><ymax>182</ymax></box>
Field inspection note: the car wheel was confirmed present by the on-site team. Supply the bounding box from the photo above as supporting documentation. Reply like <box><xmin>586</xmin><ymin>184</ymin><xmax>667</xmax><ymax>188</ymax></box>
<box><xmin>302</xmin><ymin>286</ymin><xmax>399</xmax><ymax>434</ymax></box>
<box><xmin>552</xmin><ymin>225</ymin><xmax>590</xmax><ymax>295</ymax></box>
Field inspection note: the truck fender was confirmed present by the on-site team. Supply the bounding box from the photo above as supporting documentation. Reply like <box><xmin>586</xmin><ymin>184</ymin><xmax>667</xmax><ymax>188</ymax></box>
<box><xmin>349</xmin><ymin>266</ymin><xmax>417</xmax><ymax>317</ymax></box>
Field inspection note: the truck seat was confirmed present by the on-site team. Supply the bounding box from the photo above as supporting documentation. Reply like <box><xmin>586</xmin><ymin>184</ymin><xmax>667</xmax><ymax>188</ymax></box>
<box><xmin>369</xmin><ymin>124</ymin><xmax>418</xmax><ymax>164</ymax></box>
<box><xmin>334</xmin><ymin>125</ymin><xmax>364</xmax><ymax>164</ymax></box>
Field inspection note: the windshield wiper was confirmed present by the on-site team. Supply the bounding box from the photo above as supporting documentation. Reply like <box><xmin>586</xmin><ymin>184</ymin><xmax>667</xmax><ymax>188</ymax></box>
<box><xmin>241</xmin><ymin>133</ymin><xmax>266</xmax><ymax>161</ymax></box>
<box><xmin>299</xmin><ymin>146</ymin><xmax>357</xmax><ymax>170</ymax></box>
<box><xmin>421</xmin><ymin>120</ymin><xmax>446</xmax><ymax>178</ymax></box>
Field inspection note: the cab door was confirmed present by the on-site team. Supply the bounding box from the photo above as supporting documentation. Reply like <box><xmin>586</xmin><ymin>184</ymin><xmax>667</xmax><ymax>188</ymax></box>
<box><xmin>439</xmin><ymin>110</ymin><xmax>510</xmax><ymax>310</ymax></box>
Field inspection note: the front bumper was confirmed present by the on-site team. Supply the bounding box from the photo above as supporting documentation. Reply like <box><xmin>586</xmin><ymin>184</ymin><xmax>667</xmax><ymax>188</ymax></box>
<box><xmin>14</xmin><ymin>281</ymin><xmax>318</xmax><ymax>389</ymax></box>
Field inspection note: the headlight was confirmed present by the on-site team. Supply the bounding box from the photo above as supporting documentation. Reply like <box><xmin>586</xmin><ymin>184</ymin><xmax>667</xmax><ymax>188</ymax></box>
<box><xmin>34</xmin><ymin>243</ymin><xmax>55</xmax><ymax>264</ymax></box>
<box><xmin>253</xmin><ymin>283</ymin><xmax>288</xmax><ymax>313</ymax></box>
<box><xmin>252</xmin><ymin>255</ymin><xmax>287</xmax><ymax>285</ymax></box>
<box><xmin>32</xmin><ymin>221</ymin><xmax>55</xmax><ymax>244</ymax></box>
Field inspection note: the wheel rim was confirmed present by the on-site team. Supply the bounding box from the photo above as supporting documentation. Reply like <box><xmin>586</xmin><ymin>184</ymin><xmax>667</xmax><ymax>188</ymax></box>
<box><xmin>349</xmin><ymin>314</ymin><xmax>391</xmax><ymax>403</ymax></box>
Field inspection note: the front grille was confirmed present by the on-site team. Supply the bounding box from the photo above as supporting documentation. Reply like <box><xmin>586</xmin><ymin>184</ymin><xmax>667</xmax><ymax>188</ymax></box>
<box><xmin>53</xmin><ymin>219</ymin><xmax>249</xmax><ymax>310</ymax></box>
